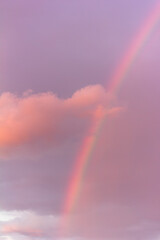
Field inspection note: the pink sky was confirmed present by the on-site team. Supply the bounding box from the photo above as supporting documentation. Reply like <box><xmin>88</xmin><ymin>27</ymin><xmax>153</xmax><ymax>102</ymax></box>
<box><xmin>0</xmin><ymin>0</ymin><xmax>160</xmax><ymax>240</ymax></box>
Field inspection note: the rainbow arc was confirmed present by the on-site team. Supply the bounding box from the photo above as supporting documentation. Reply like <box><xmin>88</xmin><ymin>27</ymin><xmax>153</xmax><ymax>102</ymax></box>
<box><xmin>59</xmin><ymin>1</ymin><xmax>160</xmax><ymax>237</ymax></box>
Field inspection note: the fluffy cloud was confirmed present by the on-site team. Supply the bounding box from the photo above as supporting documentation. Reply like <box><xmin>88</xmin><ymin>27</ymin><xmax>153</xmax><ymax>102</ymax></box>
<box><xmin>0</xmin><ymin>85</ymin><xmax>121</xmax><ymax>156</ymax></box>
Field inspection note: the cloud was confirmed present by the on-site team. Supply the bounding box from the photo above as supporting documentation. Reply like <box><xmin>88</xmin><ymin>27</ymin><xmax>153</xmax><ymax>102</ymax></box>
<box><xmin>0</xmin><ymin>85</ymin><xmax>122</xmax><ymax>156</ymax></box>
<box><xmin>0</xmin><ymin>211</ymin><xmax>59</xmax><ymax>239</ymax></box>
<box><xmin>0</xmin><ymin>210</ymin><xmax>86</xmax><ymax>240</ymax></box>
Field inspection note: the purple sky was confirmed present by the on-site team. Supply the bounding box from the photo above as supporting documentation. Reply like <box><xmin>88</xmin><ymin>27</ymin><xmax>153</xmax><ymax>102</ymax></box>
<box><xmin>0</xmin><ymin>0</ymin><xmax>160</xmax><ymax>240</ymax></box>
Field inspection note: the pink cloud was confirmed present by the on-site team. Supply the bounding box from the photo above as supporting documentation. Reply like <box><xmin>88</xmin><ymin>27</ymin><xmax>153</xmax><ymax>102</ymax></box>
<box><xmin>0</xmin><ymin>85</ymin><xmax>122</xmax><ymax>155</ymax></box>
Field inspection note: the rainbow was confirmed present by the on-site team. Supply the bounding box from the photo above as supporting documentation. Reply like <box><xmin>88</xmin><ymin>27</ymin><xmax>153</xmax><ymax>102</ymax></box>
<box><xmin>60</xmin><ymin>1</ymin><xmax>160</xmax><ymax>236</ymax></box>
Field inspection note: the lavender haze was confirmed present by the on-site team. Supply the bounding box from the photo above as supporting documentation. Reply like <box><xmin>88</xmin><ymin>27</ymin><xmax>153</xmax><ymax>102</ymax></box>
<box><xmin>0</xmin><ymin>0</ymin><xmax>160</xmax><ymax>240</ymax></box>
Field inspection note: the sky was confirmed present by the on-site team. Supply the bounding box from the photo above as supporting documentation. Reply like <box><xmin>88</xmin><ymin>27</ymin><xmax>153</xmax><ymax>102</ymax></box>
<box><xmin>0</xmin><ymin>0</ymin><xmax>160</xmax><ymax>239</ymax></box>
